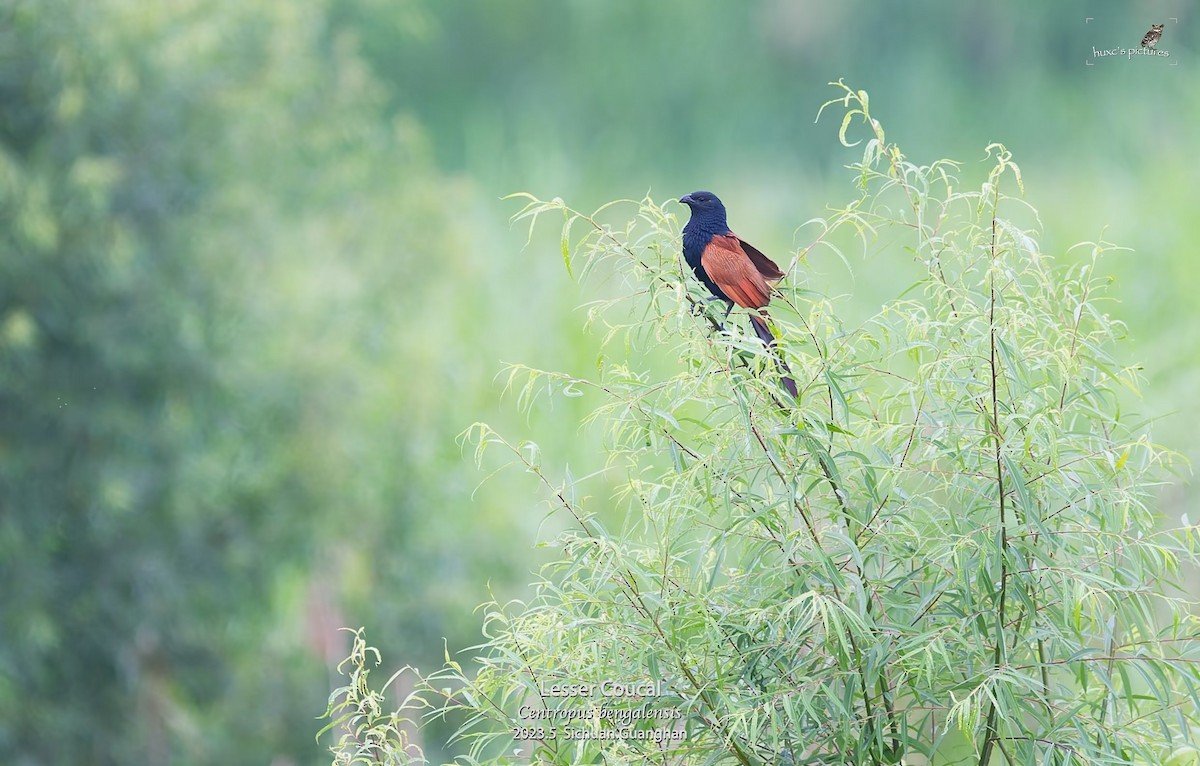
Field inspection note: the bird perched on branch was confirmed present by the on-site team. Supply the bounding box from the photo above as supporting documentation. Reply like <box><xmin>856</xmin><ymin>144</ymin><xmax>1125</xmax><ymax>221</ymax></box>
<box><xmin>679</xmin><ymin>190</ymin><xmax>798</xmax><ymax>399</ymax></box>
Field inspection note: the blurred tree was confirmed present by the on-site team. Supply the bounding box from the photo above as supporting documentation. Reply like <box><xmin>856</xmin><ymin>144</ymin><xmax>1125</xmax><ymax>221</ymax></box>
<box><xmin>0</xmin><ymin>1</ymin><xmax>391</xmax><ymax>762</ymax></box>
<box><xmin>0</xmin><ymin>1</ymin><xmax>567</xmax><ymax>762</ymax></box>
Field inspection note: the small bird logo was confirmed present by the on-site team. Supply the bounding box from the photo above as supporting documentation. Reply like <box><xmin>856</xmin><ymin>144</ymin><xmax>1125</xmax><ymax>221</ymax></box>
<box><xmin>1141</xmin><ymin>23</ymin><xmax>1164</xmax><ymax>50</ymax></box>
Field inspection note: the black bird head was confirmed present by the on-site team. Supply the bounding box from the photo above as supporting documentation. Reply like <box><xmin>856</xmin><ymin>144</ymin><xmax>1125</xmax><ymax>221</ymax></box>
<box><xmin>679</xmin><ymin>190</ymin><xmax>728</xmax><ymax>230</ymax></box>
<box><xmin>679</xmin><ymin>190</ymin><xmax>724</xmax><ymax>212</ymax></box>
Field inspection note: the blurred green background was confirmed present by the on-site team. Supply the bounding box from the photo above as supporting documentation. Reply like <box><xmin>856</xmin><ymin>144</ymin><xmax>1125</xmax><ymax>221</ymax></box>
<box><xmin>1</xmin><ymin>1</ymin><xmax>1195</xmax><ymax>763</ymax></box>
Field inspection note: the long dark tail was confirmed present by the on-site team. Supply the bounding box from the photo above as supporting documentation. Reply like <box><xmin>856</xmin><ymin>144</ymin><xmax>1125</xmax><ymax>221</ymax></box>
<box><xmin>749</xmin><ymin>312</ymin><xmax>798</xmax><ymax>400</ymax></box>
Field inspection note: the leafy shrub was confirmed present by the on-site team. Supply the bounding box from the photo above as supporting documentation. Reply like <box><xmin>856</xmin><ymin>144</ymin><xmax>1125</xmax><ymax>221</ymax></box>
<box><xmin>321</xmin><ymin>83</ymin><xmax>1200</xmax><ymax>766</ymax></box>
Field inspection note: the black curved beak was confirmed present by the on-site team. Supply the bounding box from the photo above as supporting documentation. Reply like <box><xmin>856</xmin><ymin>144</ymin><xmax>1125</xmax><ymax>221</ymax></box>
<box><xmin>678</xmin><ymin>194</ymin><xmax>694</xmax><ymax>206</ymax></box>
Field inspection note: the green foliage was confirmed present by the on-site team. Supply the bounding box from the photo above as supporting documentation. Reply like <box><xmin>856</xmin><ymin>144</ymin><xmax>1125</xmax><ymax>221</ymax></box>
<box><xmin>322</xmin><ymin>87</ymin><xmax>1200</xmax><ymax>765</ymax></box>
<box><xmin>320</xmin><ymin>628</ymin><xmax>423</xmax><ymax>765</ymax></box>
<box><xmin>6</xmin><ymin>2</ymin><xmax>1198</xmax><ymax>764</ymax></box>
<box><xmin>2</xmin><ymin>1</ymin><xmax>263</xmax><ymax>758</ymax></box>
<box><xmin>0</xmin><ymin>0</ymin><xmax>446</xmax><ymax>761</ymax></box>
<box><xmin>2</xmin><ymin>1</ymin><xmax>578</xmax><ymax>761</ymax></box>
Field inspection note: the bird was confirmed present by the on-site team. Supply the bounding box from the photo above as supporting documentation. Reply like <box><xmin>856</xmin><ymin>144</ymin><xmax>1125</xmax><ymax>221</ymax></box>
<box><xmin>679</xmin><ymin>190</ymin><xmax>798</xmax><ymax>400</ymax></box>
<box><xmin>1141</xmin><ymin>23</ymin><xmax>1164</xmax><ymax>50</ymax></box>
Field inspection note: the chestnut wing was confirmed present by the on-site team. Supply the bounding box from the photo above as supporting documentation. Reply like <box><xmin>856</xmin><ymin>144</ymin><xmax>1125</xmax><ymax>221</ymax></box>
<box><xmin>735</xmin><ymin>236</ymin><xmax>785</xmax><ymax>281</ymax></box>
<box><xmin>700</xmin><ymin>234</ymin><xmax>773</xmax><ymax>309</ymax></box>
